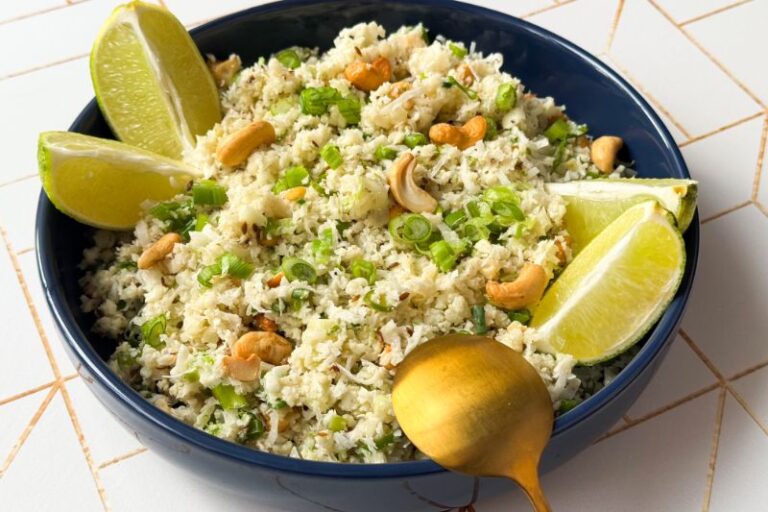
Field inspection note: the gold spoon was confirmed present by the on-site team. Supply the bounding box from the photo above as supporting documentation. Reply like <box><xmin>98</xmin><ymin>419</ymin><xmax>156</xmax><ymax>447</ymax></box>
<box><xmin>392</xmin><ymin>334</ymin><xmax>554</xmax><ymax>512</ymax></box>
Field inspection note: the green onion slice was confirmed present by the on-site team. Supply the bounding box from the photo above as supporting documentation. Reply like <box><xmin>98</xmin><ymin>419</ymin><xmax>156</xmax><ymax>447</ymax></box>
<box><xmin>472</xmin><ymin>304</ymin><xmax>487</xmax><ymax>334</ymax></box>
<box><xmin>141</xmin><ymin>315</ymin><xmax>166</xmax><ymax>349</ymax></box>
<box><xmin>495</xmin><ymin>83</ymin><xmax>517</xmax><ymax>112</ymax></box>
<box><xmin>212</xmin><ymin>384</ymin><xmax>248</xmax><ymax>410</ymax></box>
<box><xmin>442</xmin><ymin>76</ymin><xmax>478</xmax><ymax>100</ymax></box>
<box><xmin>448</xmin><ymin>42</ymin><xmax>468</xmax><ymax>58</ymax></box>
<box><xmin>219</xmin><ymin>253</ymin><xmax>254</xmax><ymax>279</ymax></box>
<box><xmin>192</xmin><ymin>180</ymin><xmax>228</xmax><ymax>206</ymax></box>
<box><xmin>364</xmin><ymin>291</ymin><xmax>392</xmax><ymax>312</ymax></box>
<box><xmin>403</xmin><ymin>133</ymin><xmax>428</xmax><ymax>149</ymax></box>
<box><xmin>350</xmin><ymin>258</ymin><xmax>377</xmax><ymax>284</ymax></box>
<box><xmin>321</xmin><ymin>144</ymin><xmax>343</xmax><ymax>169</ymax></box>
<box><xmin>507</xmin><ymin>309</ymin><xmax>532</xmax><ymax>325</ymax></box>
<box><xmin>337</xmin><ymin>97</ymin><xmax>362</xmax><ymax>125</ymax></box>
<box><xmin>374</xmin><ymin>145</ymin><xmax>398</xmax><ymax>161</ymax></box>
<box><xmin>198</xmin><ymin>262</ymin><xmax>222</xmax><ymax>288</ymax></box>
<box><xmin>275</xmin><ymin>49</ymin><xmax>301</xmax><ymax>69</ymax></box>
<box><xmin>281</xmin><ymin>257</ymin><xmax>317</xmax><ymax>284</ymax></box>
<box><xmin>299</xmin><ymin>87</ymin><xmax>342</xmax><ymax>115</ymax></box>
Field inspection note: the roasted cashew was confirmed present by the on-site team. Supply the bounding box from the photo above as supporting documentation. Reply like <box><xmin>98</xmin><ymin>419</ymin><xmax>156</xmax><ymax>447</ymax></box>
<box><xmin>428</xmin><ymin>115</ymin><xmax>487</xmax><ymax>150</ymax></box>
<box><xmin>254</xmin><ymin>313</ymin><xmax>278</xmax><ymax>332</ymax></box>
<box><xmin>387</xmin><ymin>152</ymin><xmax>437</xmax><ymax>213</ymax></box>
<box><xmin>215</xmin><ymin>120</ymin><xmax>276</xmax><ymax>167</ymax></box>
<box><xmin>266</xmin><ymin>271</ymin><xmax>284</xmax><ymax>288</ymax></box>
<box><xmin>138</xmin><ymin>233</ymin><xmax>182</xmax><ymax>269</ymax></box>
<box><xmin>234</xmin><ymin>331</ymin><xmax>293</xmax><ymax>365</ymax></box>
<box><xmin>591</xmin><ymin>136</ymin><xmax>623</xmax><ymax>174</ymax></box>
<box><xmin>485</xmin><ymin>263</ymin><xmax>548</xmax><ymax>310</ymax></box>
<box><xmin>344</xmin><ymin>57</ymin><xmax>392</xmax><ymax>92</ymax></box>
<box><xmin>208</xmin><ymin>54</ymin><xmax>242</xmax><ymax>88</ymax></box>
<box><xmin>223</xmin><ymin>354</ymin><xmax>261</xmax><ymax>382</ymax></box>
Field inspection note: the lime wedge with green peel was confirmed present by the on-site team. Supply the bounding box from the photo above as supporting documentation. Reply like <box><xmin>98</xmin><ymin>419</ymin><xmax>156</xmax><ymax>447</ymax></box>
<box><xmin>38</xmin><ymin>131</ymin><xmax>198</xmax><ymax>229</ymax></box>
<box><xmin>546</xmin><ymin>178</ymin><xmax>697</xmax><ymax>253</ymax></box>
<box><xmin>531</xmin><ymin>200</ymin><xmax>685</xmax><ymax>365</ymax></box>
<box><xmin>91</xmin><ymin>1</ymin><xmax>220</xmax><ymax>159</ymax></box>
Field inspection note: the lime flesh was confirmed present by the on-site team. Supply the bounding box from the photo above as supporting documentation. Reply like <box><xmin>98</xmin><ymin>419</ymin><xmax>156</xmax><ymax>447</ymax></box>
<box><xmin>90</xmin><ymin>1</ymin><xmax>220</xmax><ymax>159</ymax></box>
<box><xmin>531</xmin><ymin>201</ymin><xmax>686</xmax><ymax>365</ymax></box>
<box><xmin>38</xmin><ymin>131</ymin><xmax>197</xmax><ymax>229</ymax></box>
<box><xmin>547</xmin><ymin>178</ymin><xmax>697</xmax><ymax>254</ymax></box>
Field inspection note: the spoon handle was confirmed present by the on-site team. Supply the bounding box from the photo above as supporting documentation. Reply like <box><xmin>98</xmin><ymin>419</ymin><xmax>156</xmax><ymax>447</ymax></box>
<box><xmin>510</xmin><ymin>463</ymin><xmax>551</xmax><ymax>512</ymax></box>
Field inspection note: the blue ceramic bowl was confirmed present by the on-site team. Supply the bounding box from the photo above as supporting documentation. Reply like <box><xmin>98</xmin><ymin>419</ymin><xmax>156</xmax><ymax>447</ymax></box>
<box><xmin>36</xmin><ymin>0</ymin><xmax>698</xmax><ymax>509</ymax></box>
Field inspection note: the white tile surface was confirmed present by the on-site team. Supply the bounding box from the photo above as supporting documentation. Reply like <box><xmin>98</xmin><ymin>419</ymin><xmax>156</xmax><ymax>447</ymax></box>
<box><xmin>528</xmin><ymin>0</ymin><xmax>619</xmax><ymax>55</ymax></box>
<box><xmin>0</xmin><ymin>0</ymin><xmax>65</xmax><ymax>25</ymax></box>
<box><xmin>18</xmin><ymin>250</ymin><xmax>76</xmax><ymax>376</ymax></box>
<box><xmin>0</xmin><ymin>57</ymin><xmax>92</xmax><ymax>182</ymax></box>
<box><xmin>731</xmin><ymin>365</ymin><xmax>768</xmax><ymax>428</ymax></box>
<box><xmin>681</xmin><ymin>114</ymin><xmax>765</xmax><ymax>219</ymax></box>
<box><xmin>653</xmin><ymin>0</ymin><xmax>743</xmax><ymax>23</ymax></box>
<box><xmin>687</xmin><ymin>0</ymin><xmax>768</xmax><ymax>106</ymax></box>
<box><xmin>627</xmin><ymin>334</ymin><xmax>717</xmax><ymax>419</ymax></box>
<box><xmin>0</xmin><ymin>392</ymin><xmax>103</xmax><ymax>511</ymax></box>
<box><xmin>682</xmin><ymin>205</ymin><xmax>768</xmax><ymax>377</ymax></box>
<box><xmin>0</xmin><ymin>178</ymin><xmax>43</xmax><ymax>251</ymax></box>
<box><xmin>611</xmin><ymin>0</ymin><xmax>759</xmax><ymax>137</ymax></box>
<box><xmin>0</xmin><ymin>387</ymin><xmax>50</xmax><ymax>469</ymax></box>
<box><xmin>709</xmin><ymin>393</ymin><xmax>768</xmax><ymax>511</ymax></box>
<box><xmin>478</xmin><ymin>390</ymin><xmax>719</xmax><ymax>510</ymax></box>
<box><xmin>0</xmin><ymin>243</ymin><xmax>53</xmax><ymax>401</ymax></box>
<box><xmin>64</xmin><ymin>377</ymin><xmax>142</xmax><ymax>465</ymax></box>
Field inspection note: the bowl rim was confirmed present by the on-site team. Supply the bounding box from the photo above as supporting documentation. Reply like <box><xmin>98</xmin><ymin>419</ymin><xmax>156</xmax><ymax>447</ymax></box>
<box><xmin>35</xmin><ymin>0</ymin><xmax>698</xmax><ymax>479</ymax></box>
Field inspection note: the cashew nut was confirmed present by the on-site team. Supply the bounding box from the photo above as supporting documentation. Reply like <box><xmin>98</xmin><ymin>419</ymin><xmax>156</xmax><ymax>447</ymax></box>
<box><xmin>387</xmin><ymin>152</ymin><xmax>437</xmax><ymax>213</ymax></box>
<box><xmin>282</xmin><ymin>186</ymin><xmax>306</xmax><ymax>202</ymax></box>
<box><xmin>591</xmin><ymin>136</ymin><xmax>623</xmax><ymax>174</ymax></box>
<box><xmin>485</xmin><ymin>263</ymin><xmax>548</xmax><ymax>310</ymax></box>
<box><xmin>207</xmin><ymin>54</ymin><xmax>242</xmax><ymax>88</ymax></box>
<box><xmin>223</xmin><ymin>354</ymin><xmax>261</xmax><ymax>382</ymax></box>
<box><xmin>234</xmin><ymin>331</ymin><xmax>292</xmax><ymax>365</ymax></box>
<box><xmin>138</xmin><ymin>233</ymin><xmax>182</xmax><ymax>269</ymax></box>
<box><xmin>266</xmin><ymin>271</ymin><xmax>284</xmax><ymax>288</ymax></box>
<box><xmin>215</xmin><ymin>120</ymin><xmax>276</xmax><ymax>167</ymax></box>
<box><xmin>344</xmin><ymin>57</ymin><xmax>392</xmax><ymax>92</ymax></box>
<box><xmin>254</xmin><ymin>313</ymin><xmax>278</xmax><ymax>332</ymax></box>
<box><xmin>428</xmin><ymin>115</ymin><xmax>487</xmax><ymax>150</ymax></box>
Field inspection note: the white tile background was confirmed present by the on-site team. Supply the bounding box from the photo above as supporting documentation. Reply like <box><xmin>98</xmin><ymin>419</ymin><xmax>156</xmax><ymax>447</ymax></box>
<box><xmin>0</xmin><ymin>0</ymin><xmax>766</xmax><ymax>510</ymax></box>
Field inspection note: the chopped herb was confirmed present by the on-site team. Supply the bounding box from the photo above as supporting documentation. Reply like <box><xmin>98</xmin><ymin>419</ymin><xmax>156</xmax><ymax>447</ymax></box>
<box><xmin>448</xmin><ymin>42</ymin><xmax>468</xmax><ymax>58</ymax></box>
<box><xmin>364</xmin><ymin>291</ymin><xmax>392</xmax><ymax>312</ymax></box>
<box><xmin>403</xmin><ymin>132</ymin><xmax>427</xmax><ymax>148</ymax></box>
<box><xmin>328</xmin><ymin>415</ymin><xmax>347</xmax><ymax>432</ymax></box>
<box><xmin>192</xmin><ymin>180</ymin><xmax>228</xmax><ymax>206</ymax></box>
<box><xmin>444</xmin><ymin>209</ymin><xmax>467</xmax><ymax>229</ymax></box>
<box><xmin>374</xmin><ymin>432</ymin><xmax>395</xmax><ymax>450</ymax></box>
<box><xmin>212</xmin><ymin>384</ymin><xmax>248</xmax><ymax>410</ymax></box>
<box><xmin>275</xmin><ymin>49</ymin><xmax>301</xmax><ymax>69</ymax></box>
<box><xmin>472</xmin><ymin>304</ymin><xmax>487</xmax><ymax>334</ymax></box>
<box><xmin>321</xmin><ymin>144</ymin><xmax>343</xmax><ymax>169</ymax></box>
<box><xmin>442</xmin><ymin>76</ymin><xmax>478</xmax><ymax>100</ymax></box>
<box><xmin>197</xmin><ymin>262</ymin><xmax>222</xmax><ymax>287</ymax></box>
<box><xmin>507</xmin><ymin>309</ymin><xmax>532</xmax><ymax>325</ymax></box>
<box><xmin>337</xmin><ymin>96</ymin><xmax>361</xmax><ymax>125</ymax></box>
<box><xmin>299</xmin><ymin>87</ymin><xmax>342</xmax><ymax>115</ymax></box>
<box><xmin>272</xmin><ymin>399</ymin><xmax>288</xmax><ymax>410</ymax></box>
<box><xmin>495</xmin><ymin>83</ymin><xmax>517</xmax><ymax>111</ymax></box>
<box><xmin>219</xmin><ymin>253</ymin><xmax>254</xmax><ymax>279</ymax></box>
<box><xmin>140</xmin><ymin>314</ymin><xmax>166</xmax><ymax>349</ymax></box>
<box><xmin>281</xmin><ymin>257</ymin><xmax>317</xmax><ymax>284</ymax></box>
<box><xmin>241</xmin><ymin>412</ymin><xmax>265</xmax><ymax>441</ymax></box>
<box><xmin>484</xmin><ymin>116</ymin><xmax>498</xmax><ymax>141</ymax></box>
<box><xmin>116</xmin><ymin>260</ymin><xmax>138</xmax><ymax>270</ymax></box>
<box><xmin>349</xmin><ymin>259</ymin><xmax>377</xmax><ymax>284</ymax></box>
<box><xmin>374</xmin><ymin>145</ymin><xmax>398</xmax><ymax>161</ymax></box>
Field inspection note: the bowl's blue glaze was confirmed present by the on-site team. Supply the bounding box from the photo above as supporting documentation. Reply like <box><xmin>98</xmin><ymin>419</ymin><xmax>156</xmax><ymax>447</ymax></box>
<box><xmin>35</xmin><ymin>0</ymin><xmax>698</xmax><ymax>509</ymax></box>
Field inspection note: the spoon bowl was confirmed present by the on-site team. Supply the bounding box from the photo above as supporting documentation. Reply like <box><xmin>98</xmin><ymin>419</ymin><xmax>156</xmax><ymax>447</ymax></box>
<box><xmin>393</xmin><ymin>334</ymin><xmax>554</xmax><ymax>511</ymax></box>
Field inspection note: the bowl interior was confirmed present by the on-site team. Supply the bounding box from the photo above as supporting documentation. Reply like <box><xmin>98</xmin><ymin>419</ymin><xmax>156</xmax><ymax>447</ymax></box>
<box><xmin>36</xmin><ymin>0</ymin><xmax>697</xmax><ymax>477</ymax></box>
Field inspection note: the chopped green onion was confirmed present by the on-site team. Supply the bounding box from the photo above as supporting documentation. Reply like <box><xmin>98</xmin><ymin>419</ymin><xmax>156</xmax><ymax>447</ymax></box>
<box><xmin>116</xmin><ymin>349</ymin><xmax>137</xmax><ymax>369</ymax></box>
<box><xmin>374</xmin><ymin>432</ymin><xmax>395</xmax><ymax>450</ymax></box>
<box><xmin>403</xmin><ymin>132</ymin><xmax>428</xmax><ymax>149</ymax></box>
<box><xmin>444</xmin><ymin>209</ymin><xmax>467</xmax><ymax>229</ymax></box>
<box><xmin>461</xmin><ymin>219</ymin><xmax>491</xmax><ymax>241</ymax></box>
<box><xmin>374</xmin><ymin>145</ymin><xmax>398</xmax><ymax>161</ymax></box>
<box><xmin>182</xmin><ymin>369</ymin><xmax>199</xmax><ymax>382</ymax></box>
<box><xmin>544</xmin><ymin>118</ymin><xmax>571</xmax><ymax>142</ymax></box>
<box><xmin>507</xmin><ymin>309</ymin><xmax>532</xmax><ymax>325</ymax></box>
<box><xmin>448</xmin><ymin>42</ymin><xmax>468</xmax><ymax>58</ymax></box>
<box><xmin>337</xmin><ymin>97</ymin><xmax>361</xmax><ymax>125</ymax></box>
<box><xmin>429</xmin><ymin>240</ymin><xmax>459</xmax><ymax>272</ymax></box>
<box><xmin>350</xmin><ymin>259</ymin><xmax>377</xmax><ymax>284</ymax></box>
<box><xmin>365</xmin><ymin>291</ymin><xmax>392</xmax><ymax>312</ymax></box>
<box><xmin>212</xmin><ymin>384</ymin><xmax>248</xmax><ymax>410</ymax></box>
<box><xmin>270</xmin><ymin>97</ymin><xmax>294</xmax><ymax>116</ymax></box>
<box><xmin>290</xmin><ymin>288</ymin><xmax>312</xmax><ymax>311</ymax></box>
<box><xmin>273</xmin><ymin>165</ymin><xmax>309</xmax><ymax>193</ymax></box>
<box><xmin>442</xmin><ymin>76</ymin><xmax>478</xmax><ymax>100</ymax></box>
<box><xmin>271</xmin><ymin>299</ymin><xmax>286</xmax><ymax>315</ymax></box>
<box><xmin>219</xmin><ymin>253</ymin><xmax>254</xmax><ymax>279</ymax></box>
<box><xmin>150</xmin><ymin>199</ymin><xmax>197</xmax><ymax>239</ymax></box>
<box><xmin>281</xmin><ymin>257</ymin><xmax>317</xmax><ymax>284</ymax></box>
<box><xmin>472</xmin><ymin>304</ymin><xmax>487</xmax><ymax>334</ymax></box>
<box><xmin>484</xmin><ymin>116</ymin><xmax>498</xmax><ymax>141</ymax></box>
<box><xmin>275</xmin><ymin>49</ymin><xmax>301</xmax><ymax>69</ymax></box>
<box><xmin>192</xmin><ymin>180</ymin><xmax>228</xmax><ymax>206</ymax></box>
<box><xmin>194</xmin><ymin>213</ymin><xmax>209</xmax><ymax>231</ymax></box>
<box><xmin>328</xmin><ymin>415</ymin><xmax>347</xmax><ymax>432</ymax></box>
<box><xmin>311</xmin><ymin>228</ymin><xmax>334</xmax><ymax>264</ymax></box>
<box><xmin>321</xmin><ymin>144</ymin><xmax>343</xmax><ymax>169</ymax></box>
<box><xmin>553</xmin><ymin>139</ymin><xmax>568</xmax><ymax>171</ymax></box>
<box><xmin>388</xmin><ymin>213</ymin><xmax>432</xmax><ymax>244</ymax></box>
<box><xmin>558</xmin><ymin>399</ymin><xmax>581</xmax><ymax>414</ymax></box>
<box><xmin>495</xmin><ymin>83</ymin><xmax>517</xmax><ymax>112</ymax></box>
<box><xmin>466</xmin><ymin>200</ymin><xmax>494</xmax><ymax>220</ymax></box>
<box><xmin>482</xmin><ymin>186</ymin><xmax>519</xmax><ymax>204</ymax></box>
<box><xmin>299</xmin><ymin>87</ymin><xmax>342</xmax><ymax>115</ymax></box>
<box><xmin>272</xmin><ymin>399</ymin><xmax>288</xmax><ymax>410</ymax></box>
<box><xmin>141</xmin><ymin>315</ymin><xmax>167</xmax><ymax>349</ymax></box>
<box><xmin>197</xmin><ymin>262</ymin><xmax>222</xmax><ymax>288</ymax></box>
<box><xmin>491</xmin><ymin>200</ymin><xmax>525</xmax><ymax>221</ymax></box>
<box><xmin>116</xmin><ymin>260</ymin><xmax>138</xmax><ymax>270</ymax></box>
<box><xmin>242</xmin><ymin>412</ymin><xmax>265</xmax><ymax>441</ymax></box>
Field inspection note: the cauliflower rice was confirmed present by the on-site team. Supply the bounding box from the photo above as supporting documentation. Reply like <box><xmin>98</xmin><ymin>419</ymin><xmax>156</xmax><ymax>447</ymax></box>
<box><xmin>81</xmin><ymin>23</ymin><xmax>633</xmax><ymax>463</ymax></box>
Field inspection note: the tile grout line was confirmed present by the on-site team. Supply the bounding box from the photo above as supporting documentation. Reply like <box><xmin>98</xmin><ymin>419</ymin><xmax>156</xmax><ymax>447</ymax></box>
<box><xmin>679</xmin><ymin>329</ymin><xmax>726</xmax><ymax>381</ymax></box>
<box><xmin>678</xmin><ymin>0</ymin><xmax>754</xmax><ymax>27</ymax></box>
<box><xmin>0</xmin><ymin>0</ymin><xmax>89</xmax><ymax>28</ymax></box>
<box><xmin>750</xmin><ymin>114</ymin><xmax>768</xmax><ymax>200</ymax></box>
<box><xmin>0</xmin><ymin>384</ymin><xmax>59</xmax><ymax>477</ymax></box>
<box><xmin>0</xmin><ymin>53</ymin><xmax>88</xmax><ymax>83</ymax></box>
<box><xmin>700</xmin><ymin>200</ymin><xmax>752</xmax><ymax>225</ymax></box>
<box><xmin>16</xmin><ymin>247</ymin><xmax>34</xmax><ymax>256</ymax></box>
<box><xmin>0</xmin><ymin>173</ymin><xmax>37</xmax><ymax>190</ymax></box>
<box><xmin>58</xmin><ymin>382</ymin><xmax>111</xmax><ymax>511</ymax></box>
<box><xmin>519</xmin><ymin>0</ymin><xmax>578</xmax><ymax>19</ymax></box>
<box><xmin>725</xmin><ymin>386</ymin><xmax>768</xmax><ymax>438</ymax></box>
<box><xmin>648</xmin><ymin>0</ymin><xmax>767</xmax><ymax>110</ymax></box>
<box><xmin>603</xmin><ymin>53</ymin><xmax>692</xmax><ymax>138</ymax></box>
<box><xmin>0</xmin><ymin>379</ymin><xmax>56</xmax><ymax>407</ymax></box>
<box><xmin>677</xmin><ymin>111</ymin><xmax>765</xmax><ymax>148</ymax></box>
<box><xmin>603</xmin><ymin>0</ymin><xmax>625</xmax><ymax>53</ymax></box>
<box><xmin>701</xmin><ymin>387</ymin><xmax>727</xmax><ymax>512</ymax></box>
<box><xmin>728</xmin><ymin>358</ymin><xmax>768</xmax><ymax>383</ymax></box>
<box><xmin>98</xmin><ymin>447</ymin><xmax>148</xmax><ymax>470</ymax></box>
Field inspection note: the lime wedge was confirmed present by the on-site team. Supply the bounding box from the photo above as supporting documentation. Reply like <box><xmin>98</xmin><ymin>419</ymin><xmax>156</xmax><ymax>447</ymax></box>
<box><xmin>90</xmin><ymin>1</ymin><xmax>220</xmax><ymax>159</ymax></box>
<box><xmin>546</xmin><ymin>178</ymin><xmax>697</xmax><ymax>253</ymax></box>
<box><xmin>38</xmin><ymin>131</ymin><xmax>198</xmax><ymax>229</ymax></box>
<box><xmin>531</xmin><ymin>201</ymin><xmax>685</xmax><ymax>364</ymax></box>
